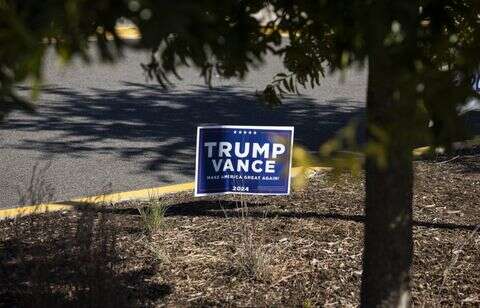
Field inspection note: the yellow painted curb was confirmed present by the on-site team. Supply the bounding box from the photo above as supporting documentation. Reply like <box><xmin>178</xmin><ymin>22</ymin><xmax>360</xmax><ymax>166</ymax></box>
<box><xmin>0</xmin><ymin>204</ymin><xmax>73</xmax><ymax>219</ymax></box>
<box><xmin>3</xmin><ymin>141</ymin><xmax>470</xmax><ymax>220</ymax></box>
<box><xmin>413</xmin><ymin>137</ymin><xmax>480</xmax><ymax>157</ymax></box>
<box><xmin>112</xmin><ymin>25</ymin><xmax>289</xmax><ymax>41</ymax></box>
<box><xmin>114</xmin><ymin>25</ymin><xmax>141</xmax><ymax>40</ymax></box>
<box><xmin>0</xmin><ymin>167</ymin><xmax>327</xmax><ymax>220</ymax></box>
<box><xmin>72</xmin><ymin>182</ymin><xmax>195</xmax><ymax>205</ymax></box>
<box><xmin>0</xmin><ymin>182</ymin><xmax>195</xmax><ymax>220</ymax></box>
<box><xmin>413</xmin><ymin>145</ymin><xmax>433</xmax><ymax>157</ymax></box>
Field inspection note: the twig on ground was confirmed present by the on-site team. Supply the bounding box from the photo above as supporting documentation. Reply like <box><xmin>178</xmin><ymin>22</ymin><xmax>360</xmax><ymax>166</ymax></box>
<box><xmin>273</xmin><ymin>270</ymin><xmax>313</xmax><ymax>286</ymax></box>
<box><xmin>435</xmin><ymin>155</ymin><xmax>460</xmax><ymax>164</ymax></box>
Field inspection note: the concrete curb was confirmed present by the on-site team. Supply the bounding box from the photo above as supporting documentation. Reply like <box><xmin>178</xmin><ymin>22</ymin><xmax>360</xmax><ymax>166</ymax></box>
<box><xmin>0</xmin><ymin>166</ymin><xmax>330</xmax><ymax>220</ymax></box>
<box><xmin>3</xmin><ymin>140</ymin><xmax>466</xmax><ymax>220</ymax></box>
<box><xmin>1</xmin><ymin>141</ymin><xmax>450</xmax><ymax>220</ymax></box>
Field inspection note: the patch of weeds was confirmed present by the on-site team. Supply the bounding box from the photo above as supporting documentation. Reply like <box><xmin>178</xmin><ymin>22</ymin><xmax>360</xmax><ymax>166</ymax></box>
<box><xmin>230</xmin><ymin>202</ymin><xmax>275</xmax><ymax>282</ymax></box>
<box><xmin>140</xmin><ymin>195</ymin><xmax>171</xmax><ymax>273</ymax></box>
<box><xmin>138</xmin><ymin>197</ymin><xmax>169</xmax><ymax>234</ymax></box>
<box><xmin>16</xmin><ymin>161</ymin><xmax>55</xmax><ymax>206</ymax></box>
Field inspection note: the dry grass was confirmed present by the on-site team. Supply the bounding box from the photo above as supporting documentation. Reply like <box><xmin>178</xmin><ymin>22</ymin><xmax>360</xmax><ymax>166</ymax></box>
<box><xmin>231</xmin><ymin>230</ymin><xmax>275</xmax><ymax>281</ymax></box>
<box><xmin>16</xmin><ymin>161</ymin><xmax>55</xmax><ymax>206</ymax></box>
<box><xmin>229</xmin><ymin>204</ymin><xmax>276</xmax><ymax>282</ymax></box>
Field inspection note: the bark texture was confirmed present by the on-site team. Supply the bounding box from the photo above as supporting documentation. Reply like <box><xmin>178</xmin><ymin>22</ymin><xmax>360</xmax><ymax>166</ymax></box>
<box><xmin>360</xmin><ymin>4</ymin><xmax>416</xmax><ymax>305</ymax></box>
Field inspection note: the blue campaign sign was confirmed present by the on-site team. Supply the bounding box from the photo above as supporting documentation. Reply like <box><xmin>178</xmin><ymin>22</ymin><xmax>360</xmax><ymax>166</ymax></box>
<box><xmin>472</xmin><ymin>72</ymin><xmax>480</xmax><ymax>92</ymax></box>
<box><xmin>195</xmin><ymin>126</ymin><xmax>294</xmax><ymax>196</ymax></box>
<box><xmin>473</xmin><ymin>73</ymin><xmax>480</xmax><ymax>92</ymax></box>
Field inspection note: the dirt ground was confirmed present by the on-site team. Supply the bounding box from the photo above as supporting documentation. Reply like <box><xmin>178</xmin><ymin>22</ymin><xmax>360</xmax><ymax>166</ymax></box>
<box><xmin>1</xmin><ymin>152</ymin><xmax>479</xmax><ymax>307</ymax></box>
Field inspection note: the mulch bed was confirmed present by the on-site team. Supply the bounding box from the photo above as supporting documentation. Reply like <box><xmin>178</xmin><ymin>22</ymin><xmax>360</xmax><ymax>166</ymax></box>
<box><xmin>1</xmin><ymin>152</ymin><xmax>479</xmax><ymax>307</ymax></box>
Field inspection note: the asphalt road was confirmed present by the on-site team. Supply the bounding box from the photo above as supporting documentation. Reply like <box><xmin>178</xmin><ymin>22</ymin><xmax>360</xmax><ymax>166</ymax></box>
<box><xmin>0</xmin><ymin>47</ymin><xmax>367</xmax><ymax>209</ymax></box>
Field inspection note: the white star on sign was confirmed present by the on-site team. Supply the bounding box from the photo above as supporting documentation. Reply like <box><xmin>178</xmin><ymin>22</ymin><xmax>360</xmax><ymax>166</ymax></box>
<box><xmin>233</xmin><ymin>130</ymin><xmax>237</xmax><ymax>134</ymax></box>
<box><xmin>243</xmin><ymin>130</ymin><xmax>247</xmax><ymax>134</ymax></box>
<box><xmin>248</xmin><ymin>131</ymin><xmax>252</xmax><ymax>134</ymax></box>
<box><xmin>253</xmin><ymin>131</ymin><xmax>257</xmax><ymax>135</ymax></box>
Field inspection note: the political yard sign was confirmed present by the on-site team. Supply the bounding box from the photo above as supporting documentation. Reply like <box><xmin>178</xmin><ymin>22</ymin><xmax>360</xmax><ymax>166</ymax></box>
<box><xmin>195</xmin><ymin>126</ymin><xmax>294</xmax><ymax>196</ymax></box>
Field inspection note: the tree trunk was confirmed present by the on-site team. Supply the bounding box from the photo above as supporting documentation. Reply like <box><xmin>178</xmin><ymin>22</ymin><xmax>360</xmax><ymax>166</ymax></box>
<box><xmin>360</xmin><ymin>24</ymin><xmax>415</xmax><ymax>307</ymax></box>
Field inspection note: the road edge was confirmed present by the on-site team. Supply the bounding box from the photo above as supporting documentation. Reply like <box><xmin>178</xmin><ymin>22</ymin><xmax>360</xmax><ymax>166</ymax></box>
<box><xmin>0</xmin><ymin>166</ymin><xmax>329</xmax><ymax>220</ymax></box>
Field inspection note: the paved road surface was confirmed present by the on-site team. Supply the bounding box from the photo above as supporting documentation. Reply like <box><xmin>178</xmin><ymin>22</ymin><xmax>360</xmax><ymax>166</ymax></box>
<box><xmin>0</xmin><ymin>47</ymin><xmax>367</xmax><ymax>209</ymax></box>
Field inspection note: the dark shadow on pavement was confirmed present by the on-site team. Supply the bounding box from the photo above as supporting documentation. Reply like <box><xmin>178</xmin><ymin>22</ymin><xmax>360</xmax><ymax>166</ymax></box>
<box><xmin>4</xmin><ymin>83</ymin><xmax>365</xmax><ymax>182</ymax></box>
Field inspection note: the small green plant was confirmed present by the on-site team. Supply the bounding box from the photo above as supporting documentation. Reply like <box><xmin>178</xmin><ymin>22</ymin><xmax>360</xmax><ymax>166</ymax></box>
<box><xmin>303</xmin><ymin>299</ymin><xmax>314</xmax><ymax>308</ymax></box>
<box><xmin>138</xmin><ymin>198</ymin><xmax>169</xmax><ymax>234</ymax></box>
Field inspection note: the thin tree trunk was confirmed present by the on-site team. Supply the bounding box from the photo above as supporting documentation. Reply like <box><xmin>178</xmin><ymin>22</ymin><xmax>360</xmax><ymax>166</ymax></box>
<box><xmin>360</xmin><ymin>15</ymin><xmax>415</xmax><ymax>306</ymax></box>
